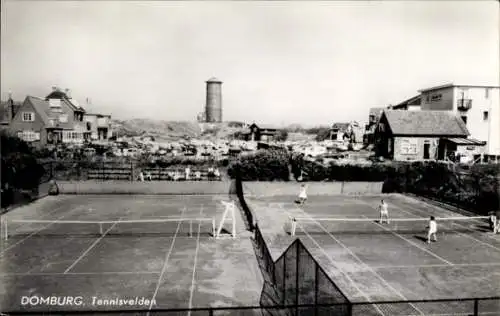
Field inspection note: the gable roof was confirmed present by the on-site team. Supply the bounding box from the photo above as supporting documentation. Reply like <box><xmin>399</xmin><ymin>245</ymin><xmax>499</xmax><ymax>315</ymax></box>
<box><xmin>25</xmin><ymin>96</ymin><xmax>73</xmax><ymax>129</ymax></box>
<box><xmin>382</xmin><ymin>110</ymin><xmax>469</xmax><ymax>136</ymax></box>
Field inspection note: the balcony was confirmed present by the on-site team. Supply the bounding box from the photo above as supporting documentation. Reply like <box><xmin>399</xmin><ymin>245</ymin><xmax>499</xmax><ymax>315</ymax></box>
<box><xmin>457</xmin><ymin>99</ymin><xmax>472</xmax><ymax>111</ymax></box>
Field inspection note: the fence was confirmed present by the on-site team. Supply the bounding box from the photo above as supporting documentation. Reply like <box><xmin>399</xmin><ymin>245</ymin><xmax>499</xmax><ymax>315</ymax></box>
<box><xmin>41</xmin><ymin>160</ymin><xmax>224</xmax><ymax>182</ymax></box>
<box><xmin>252</xmin><ymin>224</ymin><xmax>499</xmax><ymax>316</ymax></box>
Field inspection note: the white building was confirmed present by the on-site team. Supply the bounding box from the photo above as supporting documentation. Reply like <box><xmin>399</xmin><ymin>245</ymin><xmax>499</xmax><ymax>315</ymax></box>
<box><xmin>417</xmin><ymin>84</ymin><xmax>499</xmax><ymax>155</ymax></box>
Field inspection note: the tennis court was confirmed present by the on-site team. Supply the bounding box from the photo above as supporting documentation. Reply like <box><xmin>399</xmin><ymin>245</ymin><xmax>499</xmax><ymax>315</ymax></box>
<box><xmin>0</xmin><ymin>194</ymin><xmax>262</xmax><ymax>313</ymax></box>
<box><xmin>247</xmin><ymin>193</ymin><xmax>500</xmax><ymax>314</ymax></box>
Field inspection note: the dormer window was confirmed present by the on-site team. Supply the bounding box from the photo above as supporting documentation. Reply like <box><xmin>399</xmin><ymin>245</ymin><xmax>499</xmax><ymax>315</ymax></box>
<box><xmin>49</xmin><ymin>99</ymin><xmax>62</xmax><ymax>113</ymax></box>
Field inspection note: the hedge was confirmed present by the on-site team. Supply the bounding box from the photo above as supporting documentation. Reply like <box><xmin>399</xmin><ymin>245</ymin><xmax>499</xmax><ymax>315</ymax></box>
<box><xmin>227</xmin><ymin>149</ymin><xmax>290</xmax><ymax>181</ymax></box>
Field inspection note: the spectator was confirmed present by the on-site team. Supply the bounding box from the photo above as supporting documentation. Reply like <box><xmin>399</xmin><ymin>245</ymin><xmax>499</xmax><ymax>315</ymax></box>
<box><xmin>195</xmin><ymin>170</ymin><xmax>201</xmax><ymax>181</ymax></box>
<box><xmin>138</xmin><ymin>172</ymin><xmax>145</xmax><ymax>182</ymax></box>
<box><xmin>185</xmin><ymin>166</ymin><xmax>191</xmax><ymax>180</ymax></box>
<box><xmin>146</xmin><ymin>171</ymin><xmax>152</xmax><ymax>181</ymax></box>
<box><xmin>214</xmin><ymin>168</ymin><xmax>220</xmax><ymax>180</ymax></box>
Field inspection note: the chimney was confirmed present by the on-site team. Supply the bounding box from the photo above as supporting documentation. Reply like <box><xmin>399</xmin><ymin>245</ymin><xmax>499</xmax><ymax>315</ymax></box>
<box><xmin>65</xmin><ymin>88</ymin><xmax>71</xmax><ymax>99</ymax></box>
<box><xmin>7</xmin><ymin>91</ymin><xmax>14</xmax><ymax>122</ymax></box>
<box><xmin>52</xmin><ymin>86</ymin><xmax>58</xmax><ymax>92</ymax></box>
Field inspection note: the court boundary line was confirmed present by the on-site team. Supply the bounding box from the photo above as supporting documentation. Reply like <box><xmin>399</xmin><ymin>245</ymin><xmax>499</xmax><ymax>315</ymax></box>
<box><xmin>63</xmin><ymin>216</ymin><xmax>125</xmax><ymax>274</ymax></box>
<box><xmin>395</xmin><ymin>199</ymin><xmax>500</xmax><ymax>253</ymax></box>
<box><xmin>187</xmin><ymin>204</ymin><xmax>204</xmax><ymax>316</ymax></box>
<box><xmin>147</xmin><ymin>206</ymin><xmax>187</xmax><ymax>314</ymax></box>
<box><xmin>277</xmin><ymin>205</ymin><xmax>387</xmax><ymax>316</ymax></box>
<box><xmin>0</xmin><ymin>205</ymin><xmax>88</xmax><ymax>258</ymax></box>
<box><xmin>291</xmin><ymin>204</ymin><xmax>427</xmax><ymax>316</ymax></box>
<box><xmin>0</xmin><ymin>271</ymin><xmax>162</xmax><ymax>276</ymax></box>
<box><xmin>372</xmin><ymin>262</ymin><xmax>500</xmax><ymax>269</ymax></box>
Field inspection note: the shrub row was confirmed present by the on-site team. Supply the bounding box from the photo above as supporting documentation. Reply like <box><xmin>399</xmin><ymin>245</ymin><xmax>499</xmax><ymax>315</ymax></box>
<box><xmin>227</xmin><ymin>149</ymin><xmax>290</xmax><ymax>181</ymax></box>
<box><xmin>233</xmin><ymin>151</ymin><xmax>499</xmax><ymax>213</ymax></box>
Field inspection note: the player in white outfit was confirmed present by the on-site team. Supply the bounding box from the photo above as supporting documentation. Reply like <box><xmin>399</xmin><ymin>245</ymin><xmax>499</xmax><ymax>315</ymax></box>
<box><xmin>427</xmin><ymin>216</ymin><xmax>437</xmax><ymax>243</ymax></box>
<box><xmin>297</xmin><ymin>184</ymin><xmax>308</xmax><ymax>205</ymax></box>
<box><xmin>378</xmin><ymin>200</ymin><xmax>390</xmax><ymax>224</ymax></box>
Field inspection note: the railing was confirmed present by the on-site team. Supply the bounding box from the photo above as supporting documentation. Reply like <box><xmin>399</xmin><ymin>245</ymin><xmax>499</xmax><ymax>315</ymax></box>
<box><xmin>457</xmin><ymin>98</ymin><xmax>472</xmax><ymax>111</ymax></box>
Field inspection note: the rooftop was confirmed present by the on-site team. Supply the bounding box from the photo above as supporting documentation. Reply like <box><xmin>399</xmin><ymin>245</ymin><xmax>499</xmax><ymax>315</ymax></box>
<box><xmin>206</xmin><ymin>77</ymin><xmax>222</xmax><ymax>83</ymax></box>
<box><xmin>382</xmin><ymin>110</ymin><xmax>469</xmax><ymax>136</ymax></box>
<box><xmin>418</xmin><ymin>83</ymin><xmax>500</xmax><ymax>93</ymax></box>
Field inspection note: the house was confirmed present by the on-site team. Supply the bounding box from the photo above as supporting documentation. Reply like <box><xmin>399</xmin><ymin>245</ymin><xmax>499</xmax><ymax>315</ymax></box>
<box><xmin>83</xmin><ymin>113</ymin><xmax>112</xmax><ymax>141</ymax></box>
<box><xmin>375</xmin><ymin>110</ymin><xmax>485</xmax><ymax>161</ymax></box>
<box><xmin>330</xmin><ymin>122</ymin><xmax>364</xmax><ymax>143</ymax></box>
<box><xmin>5</xmin><ymin>87</ymin><xmax>112</xmax><ymax>147</ymax></box>
<box><xmin>244</xmin><ymin>123</ymin><xmax>280</xmax><ymax>141</ymax></box>
<box><xmin>389</xmin><ymin>83</ymin><xmax>499</xmax><ymax>155</ymax></box>
<box><xmin>364</xmin><ymin>108</ymin><xmax>386</xmax><ymax>144</ymax></box>
<box><xmin>417</xmin><ymin>84</ymin><xmax>499</xmax><ymax>155</ymax></box>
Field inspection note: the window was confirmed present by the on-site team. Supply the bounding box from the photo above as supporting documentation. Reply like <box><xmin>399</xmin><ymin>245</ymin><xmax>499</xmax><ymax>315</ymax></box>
<box><xmin>18</xmin><ymin>131</ymin><xmax>40</xmax><ymax>142</ymax></box>
<box><xmin>430</xmin><ymin>94</ymin><xmax>442</xmax><ymax>102</ymax></box>
<box><xmin>59</xmin><ymin>115</ymin><xmax>68</xmax><ymax>123</ymax></box>
<box><xmin>483</xmin><ymin>111</ymin><xmax>489</xmax><ymax>121</ymax></box>
<box><xmin>485</xmin><ymin>88</ymin><xmax>490</xmax><ymax>99</ymax></box>
<box><xmin>461</xmin><ymin>116</ymin><xmax>468</xmax><ymax>125</ymax></box>
<box><xmin>22</xmin><ymin>112</ymin><xmax>35</xmax><ymax>122</ymax></box>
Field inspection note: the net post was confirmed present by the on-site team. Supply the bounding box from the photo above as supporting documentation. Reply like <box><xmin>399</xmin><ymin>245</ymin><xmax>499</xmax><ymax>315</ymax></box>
<box><xmin>189</xmin><ymin>220</ymin><xmax>193</xmax><ymax>238</ymax></box>
<box><xmin>1</xmin><ymin>217</ymin><xmax>7</xmax><ymax>241</ymax></box>
<box><xmin>474</xmin><ymin>298</ymin><xmax>479</xmax><ymax>316</ymax></box>
<box><xmin>295</xmin><ymin>241</ymin><xmax>299</xmax><ymax>316</ymax></box>
<box><xmin>99</xmin><ymin>222</ymin><xmax>103</xmax><ymax>235</ymax></box>
<box><xmin>232</xmin><ymin>202</ymin><xmax>236</xmax><ymax>238</ymax></box>
<box><xmin>314</xmin><ymin>264</ymin><xmax>318</xmax><ymax>316</ymax></box>
<box><xmin>212</xmin><ymin>218</ymin><xmax>216</xmax><ymax>238</ymax></box>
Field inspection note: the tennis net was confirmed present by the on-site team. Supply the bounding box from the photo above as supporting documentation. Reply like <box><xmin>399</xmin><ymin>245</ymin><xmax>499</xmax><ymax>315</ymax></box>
<box><xmin>289</xmin><ymin>216</ymin><xmax>491</xmax><ymax>236</ymax></box>
<box><xmin>1</xmin><ymin>217</ymin><xmax>217</xmax><ymax>240</ymax></box>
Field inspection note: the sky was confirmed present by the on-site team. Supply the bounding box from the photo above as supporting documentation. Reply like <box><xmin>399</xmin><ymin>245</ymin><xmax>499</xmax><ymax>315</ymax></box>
<box><xmin>1</xmin><ymin>1</ymin><xmax>499</xmax><ymax>126</ymax></box>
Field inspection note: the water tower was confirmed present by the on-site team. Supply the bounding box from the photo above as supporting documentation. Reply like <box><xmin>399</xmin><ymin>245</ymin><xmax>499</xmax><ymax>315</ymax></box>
<box><xmin>205</xmin><ymin>77</ymin><xmax>223</xmax><ymax>123</ymax></box>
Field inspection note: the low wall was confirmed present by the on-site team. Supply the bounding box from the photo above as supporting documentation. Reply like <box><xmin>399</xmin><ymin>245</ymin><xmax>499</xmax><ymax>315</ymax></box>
<box><xmin>57</xmin><ymin>180</ymin><xmax>234</xmax><ymax>195</ymax></box>
<box><xmin>243</xmin><ymin>181</ymin><xmax>383</xmax><ymax>197</ymax></box>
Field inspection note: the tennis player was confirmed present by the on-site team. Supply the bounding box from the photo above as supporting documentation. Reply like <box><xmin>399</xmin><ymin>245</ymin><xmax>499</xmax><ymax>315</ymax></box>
<box><xmin>296</xmin><ymin>184</ymin><xmax>308</xmax><ymax>205</ymax></box>
<box><xmin>378</xmin><ymin>200</ymin><xmax>390</xmax><ymax>224</ymax></box>
<box><xmin>489</xmin><ymin>211</ymin><xmax>496</xmax><ymax>232</ymax></box>
<box><xmin>427</xmin><ymin>216</ymin><xmax>437</xmax><ymax>243</ymax></box>
<box><xmin>494</xmin><ymin>210</ymin><xmax>500</xmax><ymax>234</ymax></box>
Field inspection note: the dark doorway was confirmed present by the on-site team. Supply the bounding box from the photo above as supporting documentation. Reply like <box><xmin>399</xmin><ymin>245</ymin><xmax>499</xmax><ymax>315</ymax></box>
<box><xmin>424</xmin><ymin>143</ymin><xmax>430</xmax><ymax>159</ymax></box>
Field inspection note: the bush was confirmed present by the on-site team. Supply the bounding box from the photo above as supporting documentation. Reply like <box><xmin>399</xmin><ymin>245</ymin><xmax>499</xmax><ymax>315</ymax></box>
<box><xmin>1</xmin><ymin>131</ymin><xmax>46</xmax><ymax>207</ymax></box>
<box><xmin>228</xmin><ymin>149</ymin><xmax>290</xmax><ymax>181</ymax></box>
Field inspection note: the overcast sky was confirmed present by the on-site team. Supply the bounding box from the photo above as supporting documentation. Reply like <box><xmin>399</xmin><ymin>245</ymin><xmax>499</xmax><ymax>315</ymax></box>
<box><xmin>1</xmin><ymin>1</ymin><xmax>499</xmax><ymax>126</ymax></box>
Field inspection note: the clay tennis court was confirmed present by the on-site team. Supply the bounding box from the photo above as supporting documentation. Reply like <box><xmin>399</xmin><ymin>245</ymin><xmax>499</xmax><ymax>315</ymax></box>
<box><xmin>246</xmin><ymin>192</ymin><xmax>500</xmax><ymax>315</ymax></box>
<box><xmin>0</xmin><ymin>194</ymin><xmax>262</xmax><ymax>314</ymax></box>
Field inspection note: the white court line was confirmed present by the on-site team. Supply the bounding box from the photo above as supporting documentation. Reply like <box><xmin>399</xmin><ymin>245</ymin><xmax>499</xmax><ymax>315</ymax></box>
<box><xmin>292</xmin><ymin>205</ymin><xmax>426</xmax><ymax>316</ymax></box>
<box><xmin>392</xmin><ymin>201</ymin><xmax>500</xmax><ymax>253</ymax></box>
<box><xmin>63</xmin><ymin>216</ymin><xmax>125</xmax><ymax>274</ymax></box>
<box><xmin>372</xmin><ymin>262</ymin><xmax>500</xmax><ymax>269</ymax></box>
<box><xmin>187</xmin><ymin>204</ymin><xmax>203</xmax><ymax>316</ymax></box>
<box><xmin>278</xmin><ymin>205</ymin><xmax>387</xmax><ymax>316</ymax></box>
<box><xmin>360</xmin><ymin>215</ymin><xmax>454</xmax><ymax>266</ymax></box>
<box><xmin>147</xmin><ymin>207</ymin><xmax>187</xmax><ymax>314</ymax></box>
<box><xmin>0</xmin><ymin>205</ymin><xmax>87</xmax><ymax>258</ymax></box>
<box><xmin>0</xmin><ymin>271</ymin><xmax>161</xmax><ymax>276</ymax></box>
